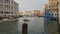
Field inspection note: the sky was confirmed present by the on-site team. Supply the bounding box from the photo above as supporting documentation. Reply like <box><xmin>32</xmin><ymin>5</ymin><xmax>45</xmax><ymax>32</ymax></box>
<box><xmin>14</xmin><ymin>0</ymin><xmax>48</xmax><ymax>12</ymax></box>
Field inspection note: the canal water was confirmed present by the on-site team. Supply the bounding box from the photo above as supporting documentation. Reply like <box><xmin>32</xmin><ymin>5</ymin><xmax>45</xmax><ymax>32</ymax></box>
<box><xmin>0</xmin><ymin>17</ymin><xmax>44</xmax><ymax>34</ymax></box>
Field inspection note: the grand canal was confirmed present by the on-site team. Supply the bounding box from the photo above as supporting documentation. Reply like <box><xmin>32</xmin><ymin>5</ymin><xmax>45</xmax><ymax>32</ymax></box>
<box><xmin>0</xmin><ymin>17</ymin><xmax>44</xmax><ymax>34</ymax></box>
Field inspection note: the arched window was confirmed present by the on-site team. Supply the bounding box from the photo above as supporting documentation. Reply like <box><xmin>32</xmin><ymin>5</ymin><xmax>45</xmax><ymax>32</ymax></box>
<box><xmin>0</xmin><ymin>4</ymin><xmax>3</xmax><ymax>9</ymax></box>
<box><xmin>4</xmin><ymin>0</ymin><xmax>10</xmax><ymax>3</ymax></box>
<box><xmin>11</xmin><ymin>12</ymin><xmax>13</xmax><ymax>14</ymax></box>
<box><xmin>11</xmin><ymin>6</ymin><xmax>13</xmax><ymax>10</ymax></box>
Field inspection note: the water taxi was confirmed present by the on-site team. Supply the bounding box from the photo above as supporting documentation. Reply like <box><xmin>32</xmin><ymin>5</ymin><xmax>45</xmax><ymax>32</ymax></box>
<box><xmin>23</xmin><ymin>19</ymin><xmax>30</xmax><ymax>22</ymax></box>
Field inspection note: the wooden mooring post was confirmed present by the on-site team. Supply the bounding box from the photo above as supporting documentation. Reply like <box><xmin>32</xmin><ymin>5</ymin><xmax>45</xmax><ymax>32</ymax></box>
<box><xmin>22</xmin><ymin>23</ymin><xmax>28</xmax><ymax>34</ymax></box>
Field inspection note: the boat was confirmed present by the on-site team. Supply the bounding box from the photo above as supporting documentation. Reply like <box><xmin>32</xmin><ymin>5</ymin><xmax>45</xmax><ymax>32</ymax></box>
<box><xmin>3</xmin><ymin>19</ymin><xmax>8</xmax><ymax>21</ymax></box>
<box><xmin>3</xmin><ymin>18</ymin><xmax>18</xmax><ymax>21</ymax></box>
<box><xmin>23</xmin><ymin>19</ymin><xmax>30</xmax><ymax>22</ymax></box>
<box><xmin>38</xmin><ymin>16</ymin><xmax>40</xmax><ymax>17</ymax></box>
<box><xmin>50</xmin><ymin>17</ymin><xmax>57</xmax><ymax>20</ymax></box>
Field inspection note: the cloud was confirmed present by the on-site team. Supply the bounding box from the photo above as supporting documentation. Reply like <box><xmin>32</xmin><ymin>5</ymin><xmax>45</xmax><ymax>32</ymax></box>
<box><xmin>14</xmin><ymin>0</ymin><xmax>48</xmax><ymax>11</ymax></box>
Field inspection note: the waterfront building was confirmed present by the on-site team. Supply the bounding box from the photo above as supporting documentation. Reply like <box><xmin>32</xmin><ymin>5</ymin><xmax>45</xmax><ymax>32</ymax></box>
<box><xmin>40</xmin><ymin>10</ymin><xmax>44</xmax><ymax>16</ymax></box>
<box><xmin>58</xmin><ymin>0</ymin><xmax>60</xmax><ymax>33</ymax></box>
<box><xmin>30</xmin><ymin>11</ymin><xmax>34</xmax><ymax>16</ymax></box>
<box><xmin>19</xmin><ymin>12</ymin><xmax>24</xmax><ymax>16</ymax></box>
<box><xmin>33</xmin><ymin>10</ymin><xmax>40</xmax><ymax>16</ymax></box>
<box><xmin>23</xmin><ymin>11</ymin><xmax>32</xmax><ymax>16</ymax></box>
<box><xmin>58</xmin><ymin>0</ymin><xmax>60</xmax><ymax>23</ymax></box>
<box><xmin>33</xmin><ymin>10</ymin><xmax>39</xmax><ymax>16</ymax></box>
<box><xmin>0</xmin><ymin>0</ymin><xmax>19</xmax><ymax>18</ymax></box>
<box><xmin>19</xmin><ymin>11</ymin><xmax>34</xmax><ymax>17</ymax></box>
<box><xmin>49</xmin><ymin>0</ymin><xmax>58</xmax><ymax>17</ymax></box>
<box><xmin>44</xmin><ymin>0</ymin><xmax>59</xmax><ymax>34</ymax></box>
<box><xmin>14</xmin><ymin>1</ymin><xmax>19</xmax><ymax>17</ymax></box>
<box><xmin>44</xmin><ymin>4</ymin><xmax>49</xmax><ymax>17</ymax></box>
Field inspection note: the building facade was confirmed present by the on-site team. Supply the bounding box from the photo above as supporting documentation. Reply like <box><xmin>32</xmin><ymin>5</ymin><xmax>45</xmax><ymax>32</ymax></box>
<box><xmin>23</xmin><ymin>11</ymin><xmax>31</xmax><ymax>16</ymax></box>
<box><xmin>44</xmin><ymin>0</ymin><xmax>59</xmax><ymax>34</ymax></box>
<box><xmin>49</xmin><ymin>0</ymin><xmax>58</xmax><ymax>17</ymax></box>
<box><xmin>33</xmin><ymin>10</ymin><xmax>40</xmax><ymax>16</ymax></box>
<box><xmin>0</xmin><ymin>0</ymin><xmax>19</xmax><ymax>18</ymax></box>
<box><xmin>58</xmin><ymin>0</ymin><xmax>60</xmax><ymax>23</ymax></box>
<box><xmin>14</xmin><ymin>1</ymin><xmax>19</xmax><ymax>17</ymax></box>
<box><xmin>44</xmin><ymin>4</ymin><xmax>49</xmax><ymax>17</ymax></box>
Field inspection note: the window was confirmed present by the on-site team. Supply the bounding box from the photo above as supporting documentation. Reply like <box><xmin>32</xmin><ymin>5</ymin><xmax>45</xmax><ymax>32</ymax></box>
<box><xmin>5</xmin><ymin>5</ymin><xmax>6</xmax><ymax>9</ymax></box>
<box><xmin>11</xmin><ymin>0</ymin><xmax>13</xmax><ymax>3</ymax></box>
<box><xmin>8</xmin><ymin>6</ymin><xmax>10</xmax><ymax>10</ymax></box>
<box><xmin>5</xmin><ymin>0</ymin><xmax>10</xmax><ymax>3</ymax></box>
<box><xmin>4</xmin><ymin>12</ymin><xmax>6</xmax><ymax>14</ymax></box>
<box><xmin>0</xmin><ymin>4</ymin><xmax>3</xmax><ymax>9</ymax></box>
<box><xmin>4</xmin><ymin>12</ymin><xmax>10</xmax><ymax>14</ymax></box>
<box><xmin>6</xmin><ymin>12</ymin><xmax>8</xmax><ymax>14</ymax></box>
<box><xmin>11</xmin><ymin>15</ymin><xmax>13</xmax><ymax>17</ymax></box>
<box><xmin>1</xmin><ymin>11</ymin><xmax>3</xmax><ymax>14</ymax></box>
<box><xmin>0</xmin><ymin>0</ymin><xmax>3</xmax><ymax>2</ymax></box>
<box><xmin>7</xmin><ymin>5</ymin><xmax>8</xmax><ymax>9</ymax></box>
<box><xmin>5</xmin><ymin>5</ymin><xmax>7</xmax><ymax>9</ymax></box>
<box><xmin>9</xmin><ymin>15</ymin><xmax>10</xmax><ymax>17</ymax></box>
<box><xmin>7</xmin><ymin>5</ymin><xmax>10</xmax><ymax>10</ymax></box>
<box><xmin>4</xmin><ymin>5</ymin><xmax>10</xmax><ymax>10</ymax></box>
<box><xmin>11</xmin><ymin>12</ymin><xmax>13</xmax><ymax>14</ymax></box>
<box><xmin>8</xmin><ymin>12</ymin><xmax>10</xmax><ymax>14</ymax></box>
<box><xmin>0</xmin><ymin>11</ymin><xmax>3</xmax><ymax>14</ymax></box>
<box><xmin>11</xmin><ymin>6</ymin><xmax>13</xmax><ymax>10</ymax></box>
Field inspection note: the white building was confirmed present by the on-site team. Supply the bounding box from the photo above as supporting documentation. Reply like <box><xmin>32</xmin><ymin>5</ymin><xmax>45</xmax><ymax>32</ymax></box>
<box><xmin>23</xmin><ymin>11</ymin><xmax>32</xmax><ymax>16</ymax></box>
<box><xmin>0</xmin><ymin>0</ymin><xmax>19</xmax><ymax>18</ymax></box>
<box><xmin>14</xmin><ymin>1</ymin><xmax>19</xmax><ymax>17</ymax></box>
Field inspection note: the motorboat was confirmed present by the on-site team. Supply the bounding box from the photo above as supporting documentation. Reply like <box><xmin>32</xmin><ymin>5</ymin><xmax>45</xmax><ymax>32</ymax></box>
<box><xmin>3</xmin><ymin>19</ymin><xmax>8</xmax><ymax>21</ymax></box>
<box><xmin>23</xmin><ymin>19</ymin><xmax>30</xmax><ymax>22</ymax></box>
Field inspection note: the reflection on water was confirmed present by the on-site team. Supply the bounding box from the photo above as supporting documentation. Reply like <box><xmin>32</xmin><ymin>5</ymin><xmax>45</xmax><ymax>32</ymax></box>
<box><xmin>0</xmin><ymin>17</ymin><xmax>44</xmax><ymax>34</ymax></box>
<box><xmin>44</xmin><ymin>18</ymin><xmax>59</xmax><ymax>34</ymax></box>
<box><xmin>0</xmin><ymin>20</ymin><xmax>20</xmax><ymax>34</ymax></box>
<box><xmin>18</xmin><ymin>17</ymin><xmax>44</xmax><ymax>34</ymax></box>
<box><xmin>0</xmin><ymin>17</ymin><xmax>59</xmax><ymax>34</ymax></box>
